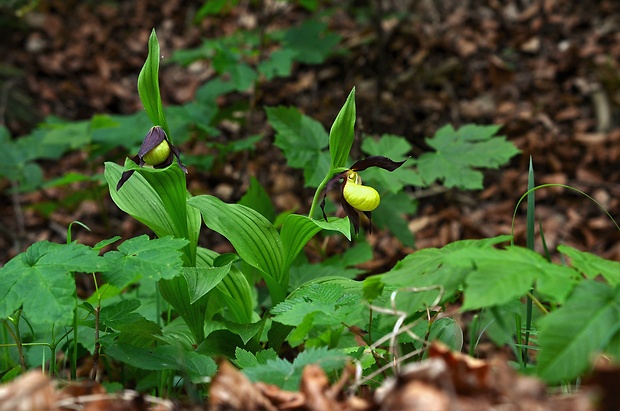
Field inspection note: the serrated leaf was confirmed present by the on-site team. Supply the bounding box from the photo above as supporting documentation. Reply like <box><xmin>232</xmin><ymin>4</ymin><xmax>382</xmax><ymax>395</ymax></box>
<box><xmin>361</xmin><ymin>134</ymin><xmax>412</xmax><ymax>159</ymax></box>
<box><xmin>243</xmin><ymin>347</ymin><xmax>346</xmax><ymax>390</ymax></box>
<box><xmin>0</xmin><ymin>241</ymin><xmax>107</xmax><ymax>325</ymax></box>
<box><xmin>99</xmin><ymin>299</ymin><xmax>143</xmax><ymax>328</ymax></box>
<box><xmin>537</xmin><ymin>281</ymin><xmax>620</xmax><ymax>383</ymax></box>
<box><xmin>282</xmin><ymin>19</ymin><xmax>341</xmax><ymax>64</ymax></box>
<box><xmin>417</xmin><ymin>124</ymin><xmax>520</xmax><ymax>189</ymax></box>
<box><xmin>449</xmin><ymin>246</ymin><xmax>577</xmax><ymax>310</ymax></box>
<box><xmin>559</xmin><ymin>244</ymin><xmax>620</xmax><ymax>286</ymax></box>
<box><xmin>235</xmin><ymin>347</ymin><xmax>259</xmax><ymax>368</ymax></box>
<box><xmin>101</xmin><ymin>235</ymin><xmax>188</xmax><ymax>289</ymax></box>
<box><xmin>266</xmin><ymin>106</ymin><xmax>330</xmax><ymax>187</ymax></box>
<box><xmin>365</xmin><ymin>236</ymin><xmax>512</xmax><ymax>310</ymax></box>
<box><xmin>257</xmin><ymin>49</ymin><xmax>296</xmax><ymax>80</ymax></box>
<box><xmin>371</xmin><ymin>192</ymin><xmax>417</xmax><ymax>246</ymax></box>
<box><xmin>235</xmin><ymin>347</ymin><xmax>278</xmax><ymax>369</ymax></box>
<box><xmin>271</xmin><ymin>283</ymin><xmax>362</xmax><ymax>343</ymax></box>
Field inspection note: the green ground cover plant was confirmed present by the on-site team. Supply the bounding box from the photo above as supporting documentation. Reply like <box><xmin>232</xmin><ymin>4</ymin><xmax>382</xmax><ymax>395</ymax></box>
<box><xmin>1</xmin><ymin>27</ymin><xmax>619</xmax><ymax>399</ymax></box>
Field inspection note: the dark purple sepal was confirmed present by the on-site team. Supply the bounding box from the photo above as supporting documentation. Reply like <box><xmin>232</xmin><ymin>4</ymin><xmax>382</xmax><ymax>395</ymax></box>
<box><xmin>350</xmin><ymin>156</ymin><xmax>406</xmax><ymax>172</ymax></box>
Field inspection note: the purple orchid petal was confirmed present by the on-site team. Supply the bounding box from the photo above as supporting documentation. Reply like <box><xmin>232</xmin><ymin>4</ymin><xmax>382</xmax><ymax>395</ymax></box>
<box><xmin>350</xmin><ymin>156</ymin><xmax>406</xmax><ymax>172</ymax></box>
<box><xmin>138</xmin><ymin>126</ymin><xmax>167</xmax><ymax>159</ymax></box>
<box><xmin>342</xmin><ymin>197</ymin><xmax>360</xmax><ymax>235</ymax></box>
<box><xmin>320</xmin><ymin>171</ymin><xmax>348</xmax><ymax>221</ymax></box>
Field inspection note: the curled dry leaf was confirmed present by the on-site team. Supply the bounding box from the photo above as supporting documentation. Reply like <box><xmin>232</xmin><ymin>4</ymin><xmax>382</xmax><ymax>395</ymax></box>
<box><xmin>0</xmin><ymin>371</ymin><xmax>56</xmax><ymax>411</ymax></box>
<box><xmin>209</xmin><ymin>360</ymin><xmax>278</xmax><ymax>411</ymax></box>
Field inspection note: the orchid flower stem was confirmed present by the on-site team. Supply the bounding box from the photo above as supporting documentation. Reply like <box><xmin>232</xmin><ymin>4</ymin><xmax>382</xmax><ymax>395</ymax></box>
<box><xmin>308</xmin><ymin>174</ymin><xmax>331</xmax><ymax>219</ymax></box>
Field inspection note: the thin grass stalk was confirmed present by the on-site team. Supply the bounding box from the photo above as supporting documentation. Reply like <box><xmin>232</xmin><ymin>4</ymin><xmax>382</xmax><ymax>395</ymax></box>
<box><xmin>524</xmin><ymin>157</ymin><xmax>535</xmax><ymax>365</ymax></box>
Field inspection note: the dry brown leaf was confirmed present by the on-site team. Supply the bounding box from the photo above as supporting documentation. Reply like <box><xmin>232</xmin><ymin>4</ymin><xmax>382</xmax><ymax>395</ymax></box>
<box><xmin>0</xmin><ymin>371</ymin><xmax>56</xmax><ymax>411</ymax></box>
<box><xmin>209</xmin><ymin>360</ymin><xmax>278</xmax><ymax>411</ymax></box>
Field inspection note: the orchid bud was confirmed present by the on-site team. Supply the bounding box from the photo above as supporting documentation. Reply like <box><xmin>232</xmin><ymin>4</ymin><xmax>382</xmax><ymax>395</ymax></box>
<box><xmin>143</xmin><ymin>138</ymin><xmax>171</xmax><ymax>166</ymax></box>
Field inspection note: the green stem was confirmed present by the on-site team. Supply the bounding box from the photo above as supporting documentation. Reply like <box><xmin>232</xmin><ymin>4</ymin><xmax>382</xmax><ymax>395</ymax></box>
<box><xmin>308</xmin><ymin>176</ymin><xmax>330</xmax><ymax>219</ymax></box>
<box><xmin>308</xmin><ymin>167</ymin><xmax>347</xmax><ymax>218</ymax></box>
<box><xmin>71</xmin><ymin>294</ymin><xmax>78</xmax><ymax>380</ymax></box>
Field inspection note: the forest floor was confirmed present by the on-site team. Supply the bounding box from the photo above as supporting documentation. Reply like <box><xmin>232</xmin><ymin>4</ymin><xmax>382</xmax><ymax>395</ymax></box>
<box><xmin>0</xmin><ymin>0</ymin><xmax>619</xmax><ymax>410</ymax></box>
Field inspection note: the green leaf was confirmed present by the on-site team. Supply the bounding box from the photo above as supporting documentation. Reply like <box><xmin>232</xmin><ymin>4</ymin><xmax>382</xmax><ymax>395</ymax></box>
<box><xmin>104</xmin><ymin>161</ymin><xmax>198</xmax><ymax>266</ymax></box>
<box><xmin>211</xmin><ymin>314</ymin><xmax>265</xmax><ymax>344</ymax></box>
<box><xmin>537</xmin><ymin>281</ymin><xmax>620</xmax><ymax>383</ymax></box>
<box><xmin>92</xmin><ymin>111</ymin><xmax>152</xmax><ymax>151</ymax></box>
<box><xmin>329</xmin><ymin>88</ymin><xmax>356</xmax><ymax>170</ymax></box>
<box><xmin>197</xmin><ymin>247</ymin><xmax>255</xmax><ymax>324</ymax></box>
<box><xmin>137</xmin><ymin>29</ymin><xmax>170</xmax><ymax>136</ymax></box>
<box><xmin>257</xmin><ymin>49</ymin><xmax>296</xmax><ymax>80</ymax></box>
<box><xmin>417</xmin><ymin>124</ymin><xmax>520</xmax><ymax>189</ymax></box>
<box><xmin>243</xmin><ymin>346</ymin><xmax>346</xmax><ymax>390</ymax></box>
<box><xmin>271</xmin><ymin>284</ymin><xmax>364</xmax><ymax>346</ymax></box>
<box><xmin>280</xmin><ymin>214</ymin><xmax>351</xmax><ymax>274</ymax></box>
<box><xmin>448</xmin><ymin>246</ymin><xmax>577</xmax><ymax>310</ymax></box>
<box><xmin>189</xmin><ymin>195</ymin><xmax>286</xmax><ymax>304</ymax></box>
<box><xmin>364</xmin><ymin>236</ymin><xmax>512</xmax><ymax>309</ymax></box>
<box><xmin>183</xmin><ymin>263</ymin><xmax>232</xmax><ymax>304</ymax></box>
<box><xmin>371</xmin><ymin>192</ymin><xmax>417</xmax><ymax>247</ymax></box>
<box><xmin>559</xmin><ymin>244</ymin><xmax>620</xmax><ymax>286</ymax></box>
<box><xmin>282</xmin><ymin>19</ymin><xmax>341</xmax><ymax>64</ymax></box>
<box><xmin>99</xmin><ymin>299</ymin><xmax>143</xmax><ymax>328</ymax></box>
<box><xmin>106</xmin><ymin>344</ymin><xmax>217</xmax><ymax>383</ymax></box>
<box><xmin>238</xmin><ymin>176</ymin><xmax>276</xmax><ymax>222</ymax></box>
<box><xmin>266</xmin><ymin>106</ymin><xmax>330</xmax><ymax>187</ymax></box>
<box><xmin>101</xmin><ymin>235</ymin><xmax>188</xmax><ymax>289</ymax></box>
<box><xmin>0</xmin><ymin>241</ymin><xmax>107</xmax><ymax>325</ymax></box>
<box><xmin>234</xmin><ymin>347</ymin><xmax>278</xmax><ymax>368</ymax></box>
<box><xmin>289</xmin><ymin>242</ymin><xmax>371</xmax><ymax>289</ymax></box>
<box><xmin>361</xmin><ymin>134</ymin><xmax>411</xmax><ymax>160</ymax></box>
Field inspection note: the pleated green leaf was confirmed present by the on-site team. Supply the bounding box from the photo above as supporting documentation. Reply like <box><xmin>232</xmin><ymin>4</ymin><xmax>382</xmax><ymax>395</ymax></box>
<box><xmin>189</xmin><ymin>195</ymin><xmax>286</xmax><ymax>303</ymax></box>
<box><xmin>329</xmin><ymin>87</ymin><xmax>356</xmax><ymax>170</ymax></box>
<box><xmin>197</xmin><ymin>247</ymin><xmax>255</xmax><ymax>324</ymax></box>
<box><xmin>183</xmin><ymin>263</ymin><xmax>232</xmax><ymax>304</ymax></box>
<box><xmin>280</xmin><ymin>214</ymin><xmax>350</xmax><ymax>274</ymax></box>
<box><xmin>137</xmin><ymin>29</ymin><xmax>170</xmax><ymax>137</ymax></box>
<box><xmin>104</xmin><ymin>161</ymin><xmax>198</xmax><ymax>266</ymax></box>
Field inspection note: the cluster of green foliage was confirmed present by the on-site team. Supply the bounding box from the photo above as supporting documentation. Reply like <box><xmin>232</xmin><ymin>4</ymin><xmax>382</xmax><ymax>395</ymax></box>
<box><xmin>1</xmin><ymin>6</ymin><xmax>619</xmax><ymax>398</ymax></box>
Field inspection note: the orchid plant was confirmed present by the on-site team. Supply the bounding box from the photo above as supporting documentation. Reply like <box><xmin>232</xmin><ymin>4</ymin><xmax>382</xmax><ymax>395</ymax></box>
<box><xmin>104</xmin><ymin>30</ymin><xmax>407</xmax><ymax>354</ymax></box>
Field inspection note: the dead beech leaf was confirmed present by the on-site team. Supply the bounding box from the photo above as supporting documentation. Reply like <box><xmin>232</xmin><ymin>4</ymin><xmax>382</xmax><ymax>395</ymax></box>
<box><xmin>209</xmin><ymin>360</ymin><xmax>278</xmax><ymax>411</ymax></box>
<box><xmin>428</xmin><ymin>342</ymin><xmax>490</xmax><ymax>395</ymax></box>
<box><xmin>0</xmin><ymin>371</ymin><xmax>56</xmax><ymax>411</ymax></box>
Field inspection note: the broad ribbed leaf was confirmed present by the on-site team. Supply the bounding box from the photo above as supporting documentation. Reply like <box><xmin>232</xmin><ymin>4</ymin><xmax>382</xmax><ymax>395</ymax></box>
<box><xmin>537</xmin><ymin>281</ymin><xmax>620</xmax><ymax>383</ymax></box>
<box><xmin>280</xmin><ymin>214</ymin><xmax>351</xmax><ymax>273</ymax></box>
<box><xmin>197</xmin><ymin>247</ymin><xmax>254</xmax><ymax>324</ymax></box>
<box><xmin>106</xmin><ymin>343</ymin><xmax>217</xmax><ymax>383</ymax></box>
<box><xmin>104</xmin><ymin>161</ymin><xmax>198</xmax><ymax>266</ymax></box>
<box><xmin>183</xmin><ymin>263</ymin><xmax>232</xmax><ymax>304</ymax></box>
<box><xmin>137</xmin><ymin>29</ymin><xmax>170</xmax><ymax>136</ymax></box>
<box><xmin>329</xmin><ymin>88</ymin><xmax>355</xmax><ymax>169</ymax></box>
<box><xmin>189</xmin><ymin>195</ymin><xmax>285</xmax><ymax>303</ymax></box>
